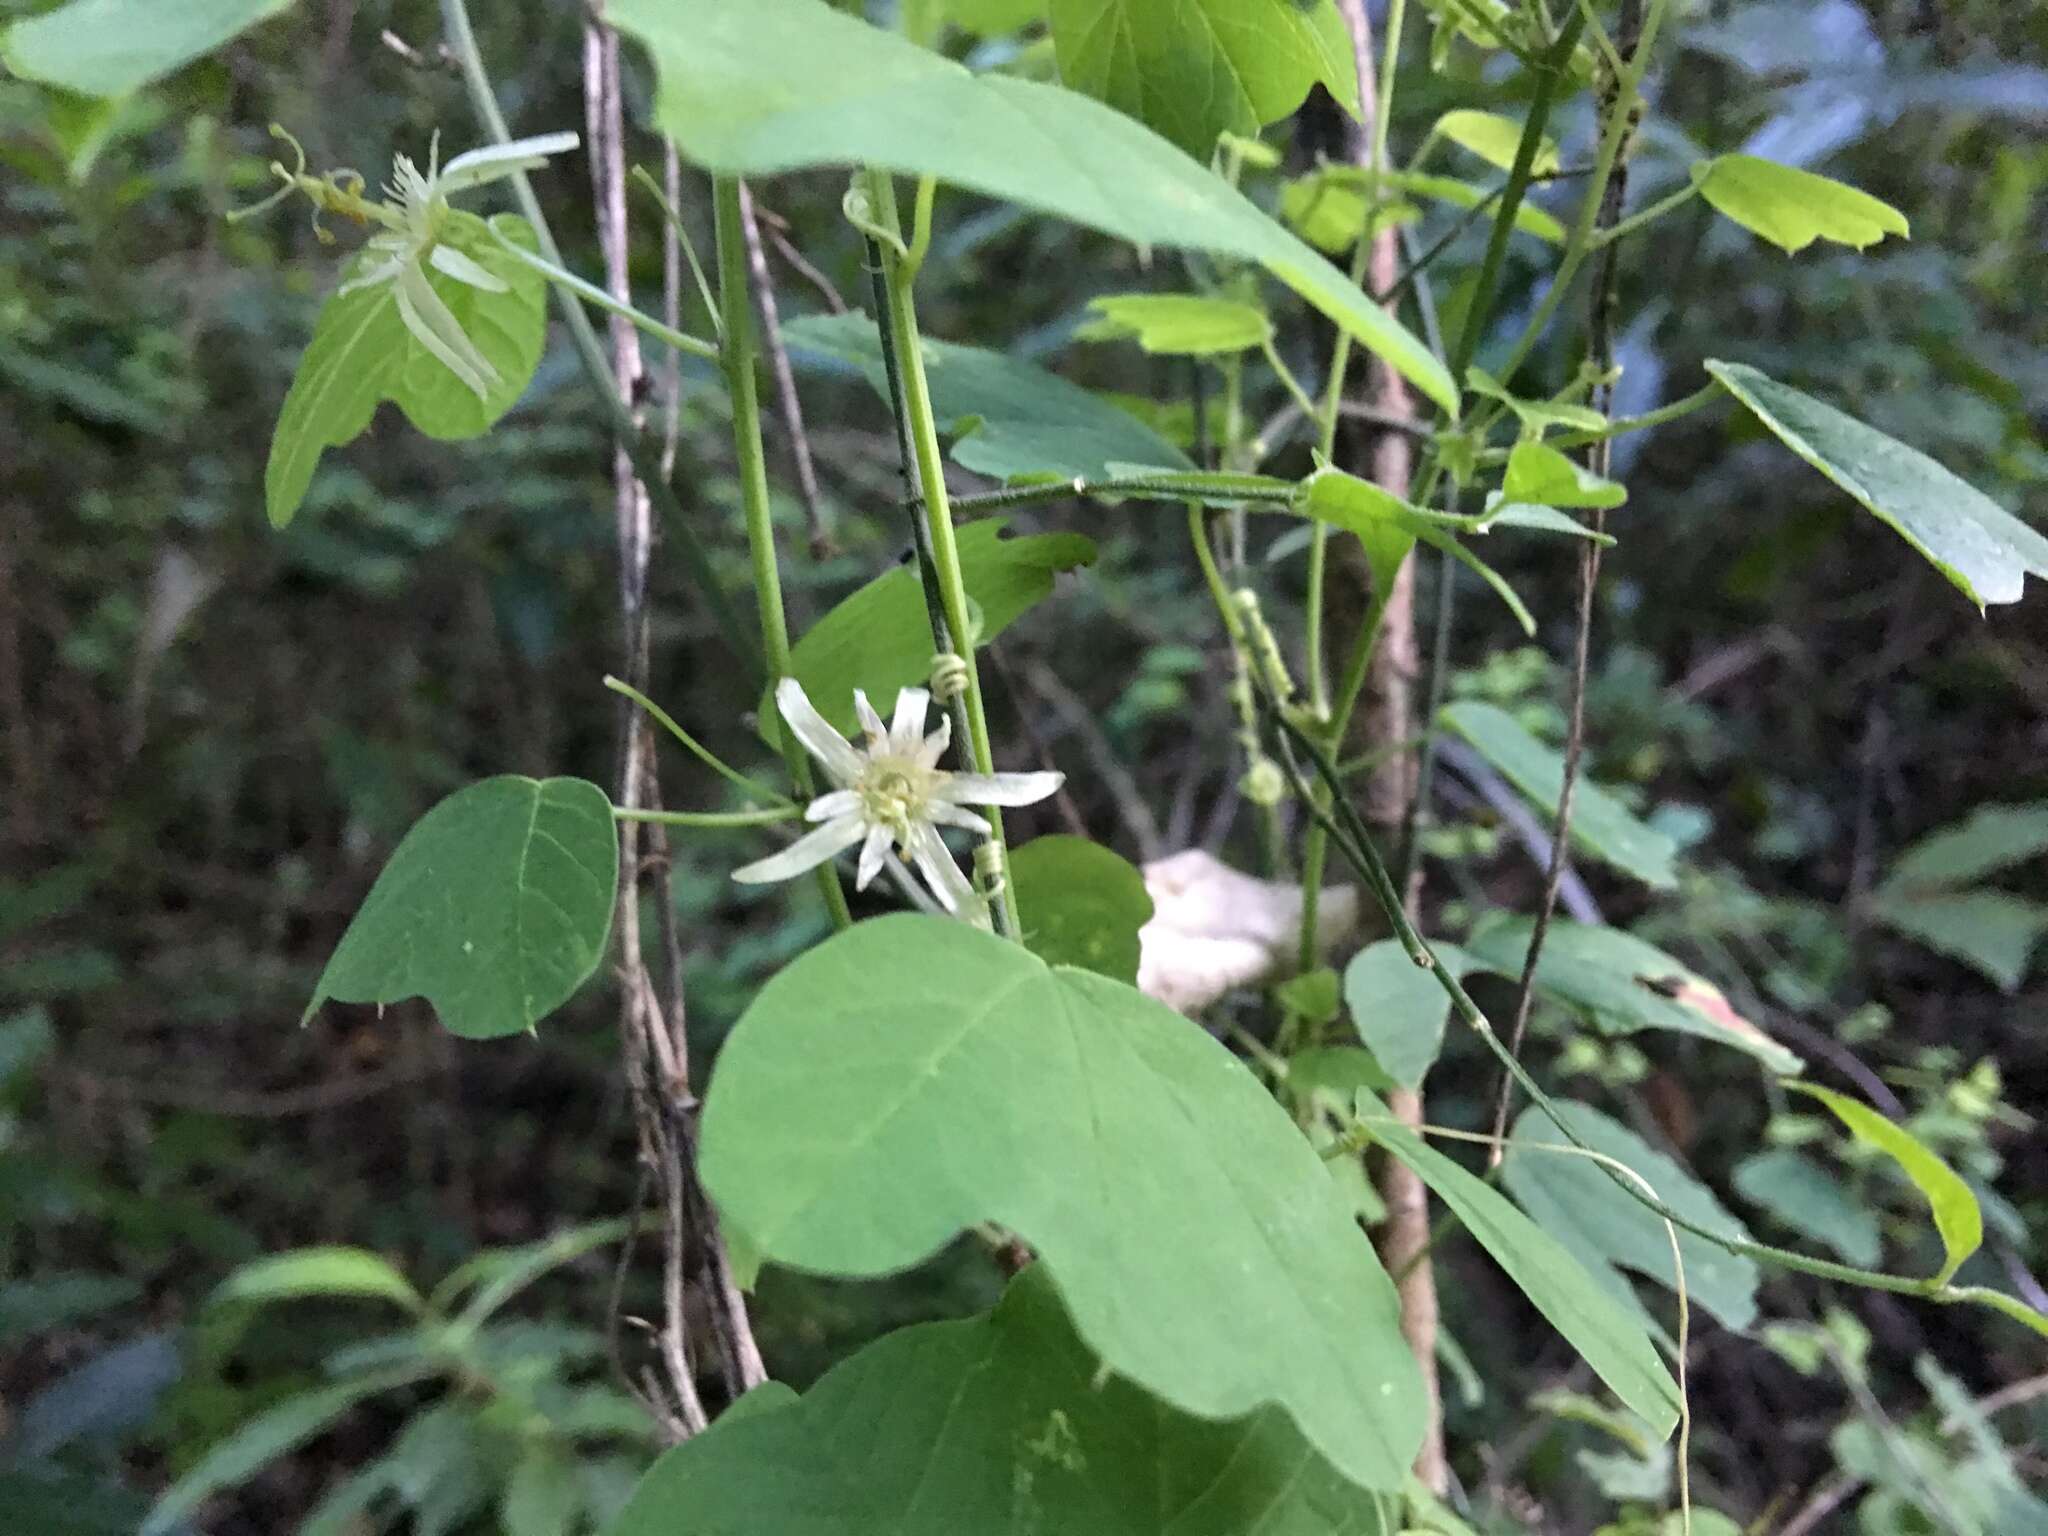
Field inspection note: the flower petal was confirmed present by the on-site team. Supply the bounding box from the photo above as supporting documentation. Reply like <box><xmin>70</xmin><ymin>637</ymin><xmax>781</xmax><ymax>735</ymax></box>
<box><xmin>923</xmin><ymin>801</ymin><xmax>991</xmax><ymax>836</ymax></box>
<box><xmin>428</xmin><ymin>241</ymin><xmax>510</xmax><ymax>293</ymax></box>
<box><xmin>916</xmin><ymin>712</ymin><xmax>953</xmax><ymax>771</ymax></box>
<box><xmin>907</xmin><ymin>821</ymin><xmax>981</xmax><ymax>918</ymax></box>
<box><xmin>856</xmin><ymin>825</ymin><xmax>892</xmax><ymax>891</ymax></box>
<box><xmin>438</xmin><ymin>132</ymin><xmax>581</xmax><ymax>194</ymax></box>
<box><xmin>336</xmin><ymin>255</ymin><xmax>406</xmax><ymax>297</ymax></box>
<box><xmin>775</xmin><ymin>677</ymin><xmax>862</xmax><ymax>784</ymax></box>
<box><xmin>852</xmin><ymin>689</ymin><xmax>888</xmax><ymax>749</ymax></box>
<box><xmin>934</xmin><ymin>770</ymin><xmax>1066</xmax><ymax>808</ymax></box>
<box><xmin>804</xmin><ymin>789</ymin><xmax>861</xmax><ymax>824</ymax></box>
<box><xmin>731</xmin><ymin>816</ymin><xmax>865</xmax><ymax>885</ymax></box>
<box><xmin>395</xmin><ymin>261</ymin><xmax>500</xmax><ymax>398</ymax></box>
<box><xmin>888</xmin><ymin>687</ymin><xmax>931</xmax><ymax>753</ymax></box>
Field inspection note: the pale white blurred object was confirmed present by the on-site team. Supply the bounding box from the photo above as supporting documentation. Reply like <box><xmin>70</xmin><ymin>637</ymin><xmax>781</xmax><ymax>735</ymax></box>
<box><xmin>1136</xmin><ymin>850</ymin><xmax>1361</xmax><ymax>1014</ymax></box>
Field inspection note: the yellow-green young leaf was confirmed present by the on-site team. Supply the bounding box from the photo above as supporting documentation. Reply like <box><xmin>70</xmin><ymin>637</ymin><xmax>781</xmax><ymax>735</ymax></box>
<box><xmin>266</xmin><ymin>211</ymin><xmax>546</xmax><ymax>528</ymax></box>
<box><xmin>1352</xmin><ymin>1090</ymin><xmax>1680</xmax><ymax>1438</ymax></box>
<box><xmin>1433</xmin><ymin>108</ymin><xmax>1560</xmax><ymax>174</ymax></box>
<box><xmin>1081</xmin><ymin>292</ymin><xmax>1273</xmax><ymax>355</ymax></box>
<box><xmin>210</xmin><ymin>1248</ymin><xmax>424</xmax><ymax>1314</ymax></box>
<box><xmin>1709</xmin><ymin>360</ymin><xmax>2048</xmax><ymax>607</ymax></box>
<box><xmin>1048</xmin><ymin>0</ymin><xmax>1359</xmax><ymax>159</ymax></box>
<box><xmin>699</xmin><ymin>913</ymin><xmax>1424</xmax><ymax>1491</ymax></box>
<box><xmin>1501</xmin><ymin>439</ymin><xmax>1627</xmax><ymax>509</ymax></box>
<box><xmin>785</xmin><ymin>311</ymin><xmax>1191</xmax><ymax>481</ymax></box>
<box><xmin>304</xmin><ymin>777</ymin><xmax>618</xmax><ymax>1040</ymax></box>
<box><xmin>1692</xmin><ymin>154</ymin><xmax>1909</xmax><ymax>254</ymax></box>
<box><xmin>0</xmin><ymin>0</ymin><xmax>292</xmax><ymax>97</ymax></box>
<box><xmin>1440</xmin><ymin>703</ymin><xmax>1679</xmax><ymax>888</ymax></box>
<box><xmin>1788</xmin><ymin>1083</ymin><xmax>1983</xmax><ymax>1285</ymax></box>
<box><xmin>606</xmin><ymin>0</ymin><xmax>1457</xmax><ymax>418</ymax></box>
<box><xmin>1008</xmin><ymin>836</ymin><xmax>1152</xmax><ymax>985</ymax></box>
<box><xmin>611</xmin><ymin>1267</ymin><xmax>1408</xmax><ymax>1533</ymax></box>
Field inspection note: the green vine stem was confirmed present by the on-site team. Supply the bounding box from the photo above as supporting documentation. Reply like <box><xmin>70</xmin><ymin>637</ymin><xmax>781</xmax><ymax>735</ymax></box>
<box><xmin>1262</xmin><ymin>694</ymin><xmax>2048</xmax><ymax>1335</ymax></box>
<box><xmin>437</xmin><ymin>0</ymin><xmax>759</xmax><ymax>681</ymax></box>
<box><xmin>861</xmin><ymin>170</ymin><xmax>1022</xmax><ymax>937</ymax></box>
<box><xmin>714</xmin><ymin>175</ymin><xmax>853</xmax><ymax>930</ymax></box>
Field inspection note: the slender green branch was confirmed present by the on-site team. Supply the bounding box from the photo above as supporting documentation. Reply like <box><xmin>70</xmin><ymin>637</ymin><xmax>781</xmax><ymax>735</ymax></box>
<box><xmin>437</xmin><ymin>0</ymin><xmax>759</xmax><ymax>681</ymax></box>
<box><xmin>1545</xmin><ymin>379</ymin><xmax>1725</xmax><ymax>449</ymax></box>
<box><xmin>941</xmin><ymin>471</ymin><xmax>1300</xmax><ymax>518</ymax></box>
<box><xmin>489</xmin><ymin>232</ymin><xmax>720</xmax><ymax>361</ymax></box>
<box><xmin>604</xmin><ymin>676</ymin><xmax>794</xmax><ymax>807</ymax></box>
<box><xmin>714</xmin><ymin>176</ymin><xmax>852</xmax><ymax>930</ymax></box>
<box><xmin>614</xmin><ymin>806</ymin><xmax>801</xmax><ymax>828</ymax></box>
<box><xmin>1449</xmin><ymin>7</ymin><xmax>1588</xmax><ymax>383</ymax></box>
<box><xmin>1260</xmin><ymin>336</ymin><xmax>1324</xmax><ymax>427</ymax></box>
<box><xmin>865</xmin><ymin>172</ymin><xmax>1022</xmax><ymax>937</ymax></box>
<box><xmin>630</xmin><ymin>165</ymin><xmax>721</xmax><ymax>338</ymax></box>
<box><xmin>1588</xmin><ymin>180</ymin><xmax>1700</xmax><ymax>249</ymax></box>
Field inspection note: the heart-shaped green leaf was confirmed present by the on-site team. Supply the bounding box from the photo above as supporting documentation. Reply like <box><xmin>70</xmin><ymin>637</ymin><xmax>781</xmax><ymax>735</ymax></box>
<box><xmin>1501</xmin><ymin>439</ymin><xmax>1627</xmax><ymax>509</ymax></box>
<box><xmin>1008</xmin><ymin>836</ymin><xmax>1152</xmax><ymax>984</ymax></box>
<box><xmin>267</xmin><ymin>212</ymin><xmax>547</xmax><ymax>528</ymax></box>
<box><xmin>1</xmin><ymin>0</ymin><xmax>293</xmax><ymax>97</ymax></box>
<box><xmin>304</xmin><ymin>777</ymin><xmax>618</xmax><ymax>1040</ymax></box>
<box><xmin>606</xmin><ymin>0</ymin><xmax>1457</xmax><ymax>418</ymax></box>
<box><xmin>612</xmin><ymin>1266</ymin><xmax>1403</xmax><ymax>1535</ymax></box>
<box><xmin>700</xmin><ymin>913</ymin><xmax>1422</xmax><ymax>1491</ymax></box>
<box><xmin>1048</xmin><ymin>0</ymin><xmax>1359</xmax><ymax>159</ymax></box>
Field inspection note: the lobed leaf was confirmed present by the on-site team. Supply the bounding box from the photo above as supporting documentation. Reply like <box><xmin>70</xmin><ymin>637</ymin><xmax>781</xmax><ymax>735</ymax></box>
<box><xmin>1691</xmin><ymin>154</ymin><xmax>1909</xmax><ymax>254</ymax></box>
<box><xmin>611</xmin><ymin>1266</ymin><xmax>1403</xmax><ymax>1534</ymax></box>
<box><xmin>606</xmin><ymin>0</ymin><xmax>1458</xmax><ymax>417</ymax></box>
<box><xmin>699</xmin><ymin>913</ymin><xmax>1423</xmax><ymax>1491</ymax></box>
<box><xmin>267</xmin><ymin>213</ymin><xmax>547</xmax><ymax>528</ymax></box>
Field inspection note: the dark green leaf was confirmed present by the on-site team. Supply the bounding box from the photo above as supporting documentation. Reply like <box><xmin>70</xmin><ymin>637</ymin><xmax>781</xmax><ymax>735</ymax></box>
<box><xmin>779</xmin><ymin>519</ymin><xmax>1096</xmax><ymax>742</ymax></box>
<box><xmin>700</xmin><ymin>914</ymin><xmax>1422</xmax><ymax>1490</ymax></box>
<box><xmin>501</xmin><ymin>1446</ymin><xmax>581</xmax><ymax>1536</ymax></box>
<box><xmin>1708</xmin><ymin>360</ymin><xmax>2048</xmax><ymax>608</ymax></box>
<box><xmin>142</xmin><ymin>1368</ymin><xmax>430</xmax><ymax>1536</ymax></box>
<box><xmin>1461</xmin><ymin>918</ymin><xmax>1801</xmax><ymax>1073</ymax></box>
<box><xmin>1351</xmin><ymin>1091</ymin><xmax>1680</xmax><ymax>1436</ymax></box>
<box><xmin>1503</xmin><ymin>1102</ymin><xmax>1760</xmax><ymax>1331</ymax></box>
<box><xmin>784</xmin><ymin>310</ymin><xmax>1192</xmax><ymax>481</ymax></box>
<box><xmin>1439</xmin><ymin>703</ymin><xmax>1679</xmax><ymax>888</ymax></box>
<box><xmin>611</xmin><ymin>1266</ymin><xmax>1404</xmax><ymax>1534</ymax></box>
<box><xmin>0</xmin><ymin>1273</ymin><xmax>138</xmax><ymax>1346</ymax></box>
<box><xmin>304</xmin><ymin>777</ymin><xmax>618</xmax><ymax>1040</ymax></box>
<box><xmin>0</xmin><ymin>0</ymin><xmax>292</xmax><ymax>97</ymax></box>
<box><xmin>1048</xmin><ymin>0</ymin><xmax>1358</xmax><ymax>159</ymax></box>
<box><xmin>1884</xmin><ymin>802</ymin><xmax>2048</xmax><ymax>890</ymax></box>
<box><xmin>1008</xmin><ymin>836</ymin><xmax>1152</xmax><ymax>985</ymax></box>
<box><xmin>1342</xmin><ymin>939</ymin><xmax>1474</xmax><ymax>1091</ymax></box>
<box><xmin>1731</xmin><ymin>1148</ymin><xmax>1881</xmax><ymax>1268</ymax></box>
<box><xmin>608</xmin><ymin>0</ymin><xmax>1458</xmax><ymax>417</ymax></box>
<box><xmin>268</xmin><ymin>213</ymin><xmax>547</xmax><ymax>528</ymax></box>
<box><xmin>1868</xmin><ymin>890</ymin><xmax>2048</xmax><ymax>992</ymax></box>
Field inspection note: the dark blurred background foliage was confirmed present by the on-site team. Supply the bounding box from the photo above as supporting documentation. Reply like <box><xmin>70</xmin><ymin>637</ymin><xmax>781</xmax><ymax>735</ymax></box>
<box><xmin>2</xmin><ymin>0</ymin><xmax>2046</xmax><ymax>1531</ymax></box>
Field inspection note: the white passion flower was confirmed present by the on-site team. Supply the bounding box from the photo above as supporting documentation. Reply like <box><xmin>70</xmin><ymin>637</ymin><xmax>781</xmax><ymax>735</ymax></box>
<box><xmin>334</xmin><ymin>131</ymin><xmax>579</xmax><ymax>399</ymax></box>
<box><xmin>734</xmin><ymin>679</ymin><xmax>1063</xmax><ymax>919</ymax></box>
<box><xmin>235</xmin><ymin>125</ymin><xmax>577</xmax><ymax>399</ymax></box>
